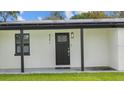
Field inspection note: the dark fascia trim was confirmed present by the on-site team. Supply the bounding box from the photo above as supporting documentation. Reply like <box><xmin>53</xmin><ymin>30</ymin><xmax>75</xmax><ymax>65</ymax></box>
<box><xmin>0</xmin><ymin>22</ymin><xmax>124</xmax><ymax>30</ymax></box>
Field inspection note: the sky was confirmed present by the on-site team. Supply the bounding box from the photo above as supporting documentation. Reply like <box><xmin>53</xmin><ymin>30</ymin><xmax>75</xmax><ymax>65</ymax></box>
<box><xmin>17</xmin><ymin>11</ymin><xmax>112</xmax><ymax>21</ymax></box>
<box><xmin>17</xmin><ymin>11</ymin><xmax>81</xmax><ymax>21</ymax></box>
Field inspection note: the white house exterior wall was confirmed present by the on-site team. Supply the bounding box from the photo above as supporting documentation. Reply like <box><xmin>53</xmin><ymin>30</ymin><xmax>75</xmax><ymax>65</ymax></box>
<box><xmin>0</xmin><ymin>29</ymin><xmax>81</xmax><ymax>69</ymax></box>
<box><xmin>117</xmin><ymin>28</ymin><xmax>124</xmax><ymax>70</ymax></box>
<box><xmin>24</xmin><ymin>29</ymin><xmax>81</xmax><ymax>68</ymax></box>
<box><xmin>108</xmin><ymin>29</ymin><xmax>118</xmax><ymax>70</ymax></box>
<box><xmin>84</xmin><ymin>28</ymin><xmax>113</xmax><ymax>68</ymax></box>
<box><xmin>0</xmin><ymin>30</ymin><xmax>20</xmax><ymax>69</ymax></box>
<box><xmin>0</xmin><ymin>28</ymin><xmax>123</xmax><ymax>71</ymax></box>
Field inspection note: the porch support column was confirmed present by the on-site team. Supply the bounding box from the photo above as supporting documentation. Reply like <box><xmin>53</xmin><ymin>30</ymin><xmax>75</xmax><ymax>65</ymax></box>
<box><xmin>80</xmin><ymin>28</ymin><xmax>84</xmax><ymax>71</ymax></box>
<box><xmin>20</xmin><ymin>29</ymin><xmax>24</xmax><ymax>73</ymax></box>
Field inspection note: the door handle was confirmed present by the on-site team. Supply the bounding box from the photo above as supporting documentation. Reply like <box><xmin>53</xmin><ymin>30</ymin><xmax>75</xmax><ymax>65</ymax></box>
<box><xmin>67</xmin><ymin>50</ymin><xmax>70</xmax><ymax>53</ymax></box>
<box><xmin>67</xmin><ymin>48</ymin><xmax>70</xmax><ymax>56</ymax></box>
<box><xmin>67</xmin><ymin>48</ymin><xmax>70</xmax><ymax>53</ymax></box>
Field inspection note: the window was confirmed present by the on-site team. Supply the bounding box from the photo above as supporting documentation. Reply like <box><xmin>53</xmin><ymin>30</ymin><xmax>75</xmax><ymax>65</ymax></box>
<box><xmin>15</xmin><ymin>33</ymin><xmax>30</xmax><ymax>56</ymax></box>
<box><xmin>57</xmin><ymin>35</ymin><xmax>67</xmax><ymax>42</ymax></box>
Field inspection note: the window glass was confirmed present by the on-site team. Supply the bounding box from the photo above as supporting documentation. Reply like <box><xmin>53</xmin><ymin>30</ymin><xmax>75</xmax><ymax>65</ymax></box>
<box><xmin>24</xmin><ymin>45</ymin><xmax>29</xmax><ymax>53</ymax></box>
<box><xmin>15</xmin><ymin>33</ymin><xmax>30</xmax><ymax>55</ymax></box>
<box><xmin>17</xmin><ymin>45</ymin><xmax>21</xmax><ymax>53</ymax></box>
<box><xmin>57</xmin><ymin>35</ymin><xmax>67</xmax><ymax>42</ymax></box>
<box><xmin>15</xmin><ymin>34</ymin><xmax>21</xmax><ymax>44</ymax></box>
<box><xmin>23</xmin><ymin>34</ymin><xmax>29</xmax><ymax>43</ymax></box>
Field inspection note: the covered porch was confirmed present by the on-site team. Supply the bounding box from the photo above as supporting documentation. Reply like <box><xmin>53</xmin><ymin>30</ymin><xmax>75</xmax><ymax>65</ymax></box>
<box><xmin>0</xmin><ymin>19</ymin><xmax>123</xmax><ymax>73</ymax></box>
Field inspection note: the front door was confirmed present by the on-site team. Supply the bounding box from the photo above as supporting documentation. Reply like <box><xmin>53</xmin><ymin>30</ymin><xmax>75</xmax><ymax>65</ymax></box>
<box><xmin>55</xmin><ymin>33</ymin><xmax>70</xmax><ymax>65</ymax></box>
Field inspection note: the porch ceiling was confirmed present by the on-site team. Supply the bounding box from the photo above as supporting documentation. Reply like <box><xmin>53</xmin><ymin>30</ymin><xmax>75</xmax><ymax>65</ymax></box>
<box><xmin>1</xmin><ymin>18</ymin><xmax>124</xmax><ymax>30</ymax></box>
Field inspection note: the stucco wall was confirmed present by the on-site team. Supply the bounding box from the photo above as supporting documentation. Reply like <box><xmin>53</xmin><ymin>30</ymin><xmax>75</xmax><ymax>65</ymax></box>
<box><xmin>84</xmin><ymin>28</ymin><xmax>118</xmax><ymax>69</ymax></box>
<box><xmin>117</xmin><ymin>28</ymin><xmax>124</xmax><ymax>70</ymax></box>
<box><xmin>0</xmin><ymin>29</ymin><xmax>81</xmax><ymax>69</ymax></box>
<box><xmin>24</xmin><ymin>29</ymin><xmax>81</xmax><ymax>68</ymax></box>
<box><xmin>0</xmin><ymin>30</ymin><xmax>20</xmax><ymax>69</ymax></box>
<box><xmin>108</xmin><ymin>29</ymin><xmax>118</xmax><ymax>70</ymax></box>
<box><xmin>0</xmin><ymin>28</ymin><xmax>119</xmax><ymax>70</ymax></box>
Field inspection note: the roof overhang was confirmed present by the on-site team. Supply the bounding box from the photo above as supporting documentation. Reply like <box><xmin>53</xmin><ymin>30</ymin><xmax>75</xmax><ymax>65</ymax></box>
<box><xmin>1</xmin><ymin>18</ymin><xmax>124</xmax><ymax>30</ymax></box>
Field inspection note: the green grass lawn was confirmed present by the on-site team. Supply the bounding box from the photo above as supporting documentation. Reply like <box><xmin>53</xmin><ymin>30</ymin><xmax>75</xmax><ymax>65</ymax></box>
<box><xmin>0</xmin><ymin>72</ymin><xmax>124</xmax><ymax>81</ymax></box>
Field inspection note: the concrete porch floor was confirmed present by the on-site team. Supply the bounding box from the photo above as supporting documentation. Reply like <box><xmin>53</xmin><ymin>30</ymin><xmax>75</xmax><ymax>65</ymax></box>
<box><xmin>0</xmin><ymin>68</ymin><xmax>81</xmax><ymax>74</ymax></box>
<box><xmin>0</xmin><ymin>67</ymin><xmax>116</xmax><ymax>74</ymax></box>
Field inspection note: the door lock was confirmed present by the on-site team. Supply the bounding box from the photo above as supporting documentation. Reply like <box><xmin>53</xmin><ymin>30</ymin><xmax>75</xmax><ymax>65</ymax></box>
<box><xmin>67</xmin><ymin>48</ymin><xmax>70</xmax><ymax>56</ymax></box>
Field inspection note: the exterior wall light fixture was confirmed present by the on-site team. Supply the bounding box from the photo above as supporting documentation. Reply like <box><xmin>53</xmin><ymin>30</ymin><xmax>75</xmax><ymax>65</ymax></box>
<box><xmin>71</xmin><ymin>32</ymin><xmax>74</xmax><ymax>39</ymax></box>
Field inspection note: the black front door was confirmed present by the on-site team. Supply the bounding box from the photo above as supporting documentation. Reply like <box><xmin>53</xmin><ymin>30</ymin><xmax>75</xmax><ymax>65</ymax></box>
<box><xmin>55</xmin><ymin>33</ymin><xmax>70</xmax><ymax>65</ymax></box>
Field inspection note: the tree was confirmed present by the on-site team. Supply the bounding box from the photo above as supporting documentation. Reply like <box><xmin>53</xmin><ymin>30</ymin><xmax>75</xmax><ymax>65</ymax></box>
<box><xmin>0</xmin><ymin>11</ymin><xmax>20</xmax><ymax>22</ymax></box>
<box><xmin>88</xmin><ymin>11</ymin><xmax>108</xmax><ymax>18</ymax></box>
<box><xmin>118</xmin><ymin>11</ymin><xmax>124</xmax><ymax>17</ymax></box>
<box><xmin>71</xmin><ymin>11</ymin><xmax>108</xmax><ymax>19</ymax></box>
<box><xmin>44</xmin><ymin>11</ymin><xmax>64</xmax><ymax>20</ymax></box>
<box><xmin>103</xmin><ymin>11</ymin><xmax>124</xmax><ymax>18</ymax></box>
<box><xmin>71</xmin><ymin>12</ymin><xmax>90</xmax><ymax>19</ymax></box>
